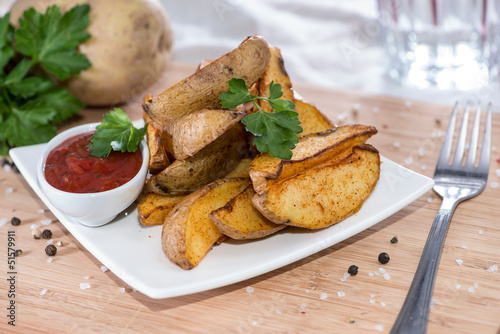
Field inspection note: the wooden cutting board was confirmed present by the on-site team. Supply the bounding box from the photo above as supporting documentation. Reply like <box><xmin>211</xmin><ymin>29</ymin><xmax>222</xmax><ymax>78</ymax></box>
<box><xmin>1</xmin><ymin>62</ymin><xmax>500</xmax><ymax>334</ymax></box>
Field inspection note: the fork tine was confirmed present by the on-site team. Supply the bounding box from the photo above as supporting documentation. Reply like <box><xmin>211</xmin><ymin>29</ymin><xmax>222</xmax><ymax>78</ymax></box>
<box><xmin>478</xmin><ymin>104</ymin><xmax>492</xmax><ymax>173</ymax></box>
<box><xmin>453</xmin><ymin>105</ymin><xmax>470</xmax><ymax>166</ymax></box>
<box><xmin>466</xmin><ymin>106</ymin><xmax>481</xmax><ymax>166</ymax></box>
<box><xmin>437</xmin><ymin>102</ymin><xmax>459</xmax><ymax>167</ymax></box>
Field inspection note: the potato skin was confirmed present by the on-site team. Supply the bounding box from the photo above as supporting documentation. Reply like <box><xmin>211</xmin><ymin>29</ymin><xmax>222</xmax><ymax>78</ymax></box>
<box><xmin>9</xmin><ymin>0</ymin><xmax>173</xmax><ymax>106</ymax></box>
<box><xmin>162</xmin><ymin>178</ymin><xmax>250</xmax><ymax>270</ymax></box>
<box><xmin>253</xmin><ymin>145</ymin><xmax>381</xmax><ymax>229</ymax></box>
<box><xmin>137</xmin><ymin>193</ymin><xmax>185</xmax><ymax>226</ymax></box>
<box><xmin>143</xmin><ymin>35</ymin><xmax>270</xmax><ymax>125</ymax></box>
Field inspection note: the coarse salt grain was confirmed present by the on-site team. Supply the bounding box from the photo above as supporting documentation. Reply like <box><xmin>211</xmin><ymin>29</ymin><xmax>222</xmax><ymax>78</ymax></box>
<box><xmin>374</xmin><ymin>271</ymin><xmax>380</xmax><ymax>276</ymax></box>
<box><xmin>40</xmin><ymin>289</ymin><xmax>48</xmax><ymax>296</ymax></box>
<box><xmin>490</xmin><ymin>182</ymin><xmax>499</xmax><ymax>189</ymax></box>
<box><xmin>468</xmin><ymin>286</ymin><xmax>475</xmax><ymax>293</ymax></box>
<box><xmin>478</xmin><ymin>230</ymin><xmax>484</xmax><ymax>235</ymax></box>
<box><xmin>456</xmin><ymin>284</ymin><xmax>461</xmax><ymax>289</ymax></box>
<box><xmin>378</xmin><ymin>267</ymin><xmax>386</xmax><ymax>274</ymax></box>
<box><xmin>462</xmin><ymin>244</ymin><xmax>467</xmax><ymax>249</ymax></box>
<box><xmin>393</xmin><ymin>142</ymin><xmax>401</xmax><ymax>148</ymax></box>
<box><xmin>80</xmin><ymin>283</ymin><xmax>91</xmax><ymax>290</ymax></box>
<box><xmin>31</xmin><ymin>224</ymin><xmax>40</xmax><ymax>229</ymax></box>
<box><xmin>370</xmin><ymin>294</ymin><xmax>376</xmax><ymax>298</ymax></box>
<box><xmin>246</xmin><ymin>286</ymin><xmax>254</xmax><ymax>293</ymax></box>
<box><xmin>380</xmin><ymin>302</ymin><xmax>386</xmax><ymax>307</ymax></box>
<box><xmin>300</xmin><ymin>304</ymin><xmax>306</xmax><ymax>310</ymax></box>
<box><xmin>368</xmin><ymin>272</ymin><xmax>374</xmax><ymax>277</ymax></box>
<box><xmin>4</xmin><ymin>164</ymin><xmax>12</xmax><ymax>172</ymax></box>
<box><xmin>40</xmin><ymin>219</ymin><xmax>52</xmax><ymax>226</ymax></box>
<box><xmin>252</xmin><ymin>321</ymin><xmax>258</xmax><ymax>326</ymax></box>
<box><xmin>305</xmin><ymin>289</ymin><xmax>310</xmax><ymax>293</ymax></box>
<box><xmin>124</xmin><ymin>212</ymin><xmax>128</xmax><ymax>216</ymax></box>
<box><xmin>421</xmin><ymin>164</ymin><xmax>426</xmax><ymax>171</ymax></box>
<box><xmin>430</xmin><ymin>298</ymin><xmax>437</xmax><ymax>308</ymax></box>
<box><xmin>369</xmin><ymin>299</ymin><xmax>375</xmax><ymax>304</ymax></box>
<box><xmin>320</xmin><ymin>293</ymin><xmax>328</xmax><ymax>300</ymax></box>
<box><xmin>487</xmin><ymin>264</ymin><xmax>498</xmax><ymax>272</ymax></box>
<box><xmin>276</xmin><ymin>310</ymin><xmax>282</xmax><ymax>315</ymax></box>
<box><xmin>456</xmin><ymin>259</ymin><xmax>463</xmax><ymax>266</ymax></box>
<box><xmin>338</xmin><ymin>291</ymin><xmax>345</xmax><ymax>298</ymax></box>
<box><xmin>119</xmin><ymin>287</ymin><xmax>125</xmax><ymax>293</ymax></box>
<box><xmin>352</xmin><ymin>103</ymin><xmax>360</xmax><ymax>111</ymax></box>
<box><xmin>340</xmin><ymin>277</ymin><xmax>347</xmax><ymax>282</ymax></box>
<box><xmin>100</xmin><ymin>265</ymin><xmax>108</xmax><ymax>272</ymax></box>
<box><xmin>427</xmin><ymin>197</ymin><xmax>433</xmax><ymax>203</ymax></box>
<box><xmin>474</xmin><ymin>282</ymin><xmax>479</xmax><ymax>288</ymax></box>
<box><xmin>495</xmin><ymin>169</ymin><xmax>500</xmax><ymax>177</ymax></box>
<box><xmin>405</xmin><ymin>101</ymin><xmax>412</xmax><ymax>108</ymax></box>
<box><xmin>343</xmin><ymin>272</ymin><xmax>351</xmax><ymax>279</ymax></box>
<box><xmin>0</xmin><ymin>218</ymin><xmax>7</xmax><ymax>227</ymax></box>
<box><xmin>83</xmin><ymin>276</ymin><xmax>89</xmax><ymax>280</ymax></box>
<box><xmin>37</xmin><ymin>209</ymin><xmax>45</xmax><ymax>214</ymax></box>
<box><xmin>431</xmin><ymin>131</ymin><xmax>444</xmax><ymax>138</ymax></box>
<box><xmin>418</xmin><ymin>147</ymin><xmax>425</xmax><ymax>156</ymax></box>
<box><xmin>372</xmin><ymin>107</ymin><xmax>379</xmax><ymax>114</ymax></box>
<box><xmin>405</xmin><ymin>156</ymin><xmax>413</xmax><ymax>165</ymax></box>
<box><xmin>46</xmin><ymin>239</ymin><xmax>53</xmax><ymax>245</ymax></box>
<box><xmin>47</xmin><ymin>258</ymin><xmax>52</xmax><ymax>263</ymax></box>
<box><xmin>383</xmin><ymin>273</ymin><xmax>391</xmax><ymax>280</ymax></box>
<box><xmin>5</xmin><ymin>188</ymin><xmax>13</xmax><ymax>194</ymax></box>
<box><xmin>337</xmin><ymin>111</ymin><xmax>349</xmax><ymax>122</ymax></box>
<box><xmin>375</xmin><ymin>324</ymin><xmax>384</xmax><ymax>332</ymax></box>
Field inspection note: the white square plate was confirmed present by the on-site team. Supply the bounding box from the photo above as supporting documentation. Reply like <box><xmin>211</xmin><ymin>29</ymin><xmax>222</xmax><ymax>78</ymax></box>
<box><xmin>10</xmin><ymin>142</ymin><xmax>433</xmax><ymax>299</ymax></box>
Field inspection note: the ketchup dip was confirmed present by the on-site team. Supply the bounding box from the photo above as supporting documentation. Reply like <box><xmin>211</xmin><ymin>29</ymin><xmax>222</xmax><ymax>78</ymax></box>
<box><xmin>44</xmin><ymin>132</ymin><xmax>143</xmax><ymax>193</ymax></box>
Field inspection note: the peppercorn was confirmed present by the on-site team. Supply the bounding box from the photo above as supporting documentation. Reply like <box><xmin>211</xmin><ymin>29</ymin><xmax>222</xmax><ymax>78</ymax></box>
<box><xmin>14</xmin><ymin>249</ymin><xmax>23</xmax><ymax>257</ymax></box>
<box><xmin>41</xmin><ymin>229</ymin><xmax>52</xmax><ymax>239</ymax></box>
<box><xmin>349</xmin><ymin>318</ymin><xmax>356</xmax><ymax>324</ymax></box>
<box><xmin>348</xmin><ymin>265</ymin><xmax>359</xmax><ymax>276</ymax></box>
<box><xmin>390</xmin><ymin>236</ymin><xmax>398</xmax><ymax>244</ymax></box>
<box><xmin>378</xmin><ymin>252</ymin><xmax>390</xmax><ymax>264</ymax></box>
<box><xmin>32</xmin><ymin>228</ymin><xmax>42</xmax><ymax>239</ymax></box>
<box><xmin>56</xmin><ymin>241</ymin><xmax>63</xmax><ymax>247</ymax></box>
<box><xmin>10</xmin><ymin>217</ymin><xmax>21</xmax><ymax>226</ymax></box>
<box><xmin>45</xmin><ymin>245</ymin><xmax>57</xmax><ymax>256</ymax></box>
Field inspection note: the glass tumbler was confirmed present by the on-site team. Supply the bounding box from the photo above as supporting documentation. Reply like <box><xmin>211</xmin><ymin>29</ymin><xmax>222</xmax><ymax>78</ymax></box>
<box><xmin>377</xmin><ymin>0</ymin><xmax>500</xmax><ymax>90</ymax></box>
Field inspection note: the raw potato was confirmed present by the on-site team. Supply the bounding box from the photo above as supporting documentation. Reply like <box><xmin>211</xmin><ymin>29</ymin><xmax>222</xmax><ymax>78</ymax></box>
<box><xmin>249</xmin><ymin>125</ymin><xmax>377</xmax><ymax>194</ymax></box>
<box><xmin>9</xmin><ymin>0</ymin><xmax>173</xmax><ymax>106</ymax></box>
<box><xmin>253</xmin><ymin>144</ymin><xmax>381</xmax><ymax>229</ymax></box>
<box><xmin>143</xmin><ymin>35</ymin><xmax>270</xmax><ymax>125</ymax></box>
<box><xmin>162</xmin><ymin>178</ymin><xmax>250</xmax><ymax>270</ymax></box>
<box><xmin>210</xmin><ymin>185</ymin><xmax>286</xmax><ymax>240</ymax></box>
<box><xmin>137</xmin><ymin>193</ymin><xmax>185</xmax><ymax>226</ymax></box>
<box><xmin>143</xmin><ymin>113</ymin><xmax>170</xmax><ymax>174</ymax></box>
<box><xmin>165</xmin><ymin>108</ymin><xmax>246</xmax><ymax>160</ymax></box>
<box><xmin>149</xmin><ymin>123</ymin><xmax>248</xmax><ymax>195</ymax></box>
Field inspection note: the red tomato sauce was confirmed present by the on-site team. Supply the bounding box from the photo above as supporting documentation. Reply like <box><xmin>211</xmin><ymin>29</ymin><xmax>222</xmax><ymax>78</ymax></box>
<box><xmin>44</xmin><ymin>132</ymin><xmax>142</xmax><ymax>193</ymax></box>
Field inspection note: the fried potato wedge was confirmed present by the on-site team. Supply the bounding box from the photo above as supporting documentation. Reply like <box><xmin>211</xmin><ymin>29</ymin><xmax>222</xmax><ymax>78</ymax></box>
<box><xmin>143</xmin><ymin>35</ymin><xmax>270</xmax><ymax>125</ymax></box>
<box><xmin>138</xmin><ymin>193</ymin><xmax>185</xmax><ymax>226</ymax></box>
<box><xmin>253</xmin><ymin>144</ymin><xmax>381</xmax><ymax>229</ymax></box>
<box><xmin>249</xmin><ymin>125</ymin><xmax>377</xmax><ymax>194</ymax></box>
<box><xmin>210</xmin><ymin>185</ymin><xmax>286</xmax><ymax>240</ymax></box>
<box><xmin>165</xmin><ymin>108</ymin><xmax>246</xmax><ymax>160</ymax></box>
<box><xmin>225</xmin><ymin>158</ymin><xmax>253</xmax><ymax>178</ymax></box>
<box><xmin>150</xmin><ymin>123</ymin><xmax>248</xmax><ymax>195</ymax></box>
<box><xmin>294</xmin><ymin>99</ymin><xmax>334</xmax><ymax>135</ymax></box>
<box><xmin>144</xmin><ymin>114</ymin><xmax>170</xmax><ymax>174</ymax></box>
<box><xmin>256</xmin><ymin>46</ymin><xmax>294</xmax><ymax>113</ymax></box>
<box><xmin>162</xmin><ymin>178</ymin><xmax>250</xmax><ymax>269</ymax></box>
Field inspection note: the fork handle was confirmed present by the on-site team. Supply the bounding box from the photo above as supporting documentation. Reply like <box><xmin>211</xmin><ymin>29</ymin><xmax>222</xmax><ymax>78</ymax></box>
<box><xmin>390</xmin><ymin>199</ymin><xmax>457</xmax><ymax>334</ymax></box>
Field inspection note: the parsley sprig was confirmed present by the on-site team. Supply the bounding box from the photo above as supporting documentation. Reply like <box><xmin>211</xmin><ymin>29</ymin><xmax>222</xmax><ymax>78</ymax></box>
<box><xmin>219</xmin><ymin>78</ymin><xmax>302</xmax><ymax>159</ymax></box>
<box><xmin>89</xmin><ymin>109</ymin><xmax>147</xmax><ymax>158</ymax></box>
<box><xmin>0</xmin><ymin>5</ymin><xmax>91</xmax><ymax>155</ymax></box>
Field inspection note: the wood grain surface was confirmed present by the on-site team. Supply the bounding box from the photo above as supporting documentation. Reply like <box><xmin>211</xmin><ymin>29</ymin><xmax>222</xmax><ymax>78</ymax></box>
<box><xmin>1</xmin><ymin>62</ymin><xmax>500</xmax><ymax>334</ymax></box>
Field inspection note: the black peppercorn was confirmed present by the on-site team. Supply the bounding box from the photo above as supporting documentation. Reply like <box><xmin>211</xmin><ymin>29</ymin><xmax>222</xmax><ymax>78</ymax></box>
<box><xmin>348</xmin><ymin>265</ymin><xmax>359</xmax><ymax>276</ymax></box>
<box><xmin>10</xmin><ymin>217</ymin><xmax>21</xmax><ymax>226</ymax></box>
<box><xmin>378</xmin><ymin>252</ymin><xmax>390</xmax><ymax>264</ymax></box>
<box><xmin>41</xmin><ymin>229</ymin><xmax>52</xmax><ymax>239</ymax></box>
<box><xmin>14</xmin><ymin>249</ymin><xmax>23</xmax><ymax>257</ymax></box>
<box><xmin>390</xmin><ymin>236</ymin><xmax>398</xmax><ymax>244</ymax></box>
<box><xmin>45</xmin><ymin>245</ymin><xmax>57</xmax><ymax>256</ymax></box>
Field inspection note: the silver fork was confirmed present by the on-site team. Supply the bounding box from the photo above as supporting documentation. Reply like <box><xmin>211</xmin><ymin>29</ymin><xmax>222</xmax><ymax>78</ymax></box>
<box><xmin>390</xmin><ymin>103</ymin><xmax>492</xmax><ymax>334</ymax></box>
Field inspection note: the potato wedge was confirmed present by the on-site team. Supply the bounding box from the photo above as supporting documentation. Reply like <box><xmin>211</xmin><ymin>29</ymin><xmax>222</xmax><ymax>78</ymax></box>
<box><xmin>249</xmin><ymin>125</ymin><xmax>377</xmax><ymax>194</ymax></box>
<box><xmin>165</xmin><ymin>108</ymin><xmax>246</xmax><ymax>160</ymax></box>
<box><xmin>143</xmin><ymin>35</ymin><xmax>270</xmax><ymax>125</ymax></box>
<box><xmin>253</xmin><ymin>144</ymin><xmax>380</xmax><ymax>229</ymax></box>
<box><xmin>144</xmin><ymin>114</ymin><xmax>170</xmax><ymax>174</ymax></box>
<box><xmin>294</xmin><ymin>99</ymin><xmax>334</xmax><ymax>135</ymax></box>
<box><xmin>256</xmin><ymin>46</ymin><xmax>294</xmax><ymax>113</ymax></box>
<box><xmin>150</xmin><ymin>123</ymin><xmax>248</xmax><ymax>195</ymax></box>
<box><xmin>162</xmin><ymin>178</ymin><xmax>250</xmax><ymax>269</ymax></box>
<box><xmin>210</xmin><ymin>185</ymin><xmax>286</xmax><ymax>239</ymax></box>
<box><xmin>137</xmin><ymin>193</ymin><xmax>185</xmax><ymax>226</ymax></box>
<box><xmin>225</xmin><ymin>158</ymin><xmax>253</xmax><ymax>178</ymax></box>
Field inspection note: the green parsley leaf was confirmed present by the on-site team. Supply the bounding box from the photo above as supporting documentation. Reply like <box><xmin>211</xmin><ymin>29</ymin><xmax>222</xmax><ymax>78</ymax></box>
<box><xmin>36</xmin><ymin>87</ymin><xmax>83</xmax><ymax>122</ymax></box>
<box><xmin>219</xmin><ymin>78</ymin><xmax>302</xmax><ymax>159</ymax></box>
<box><xmin>89</xmin><ymin>108</ymin><xmax>147</xmax><ymax>158</ymax></box>
<box><xmin>219</xmin><ymin>78</ymin><xmax>256</xmax><ymax>109</ymax></box>
<box><xmin>0</xmin><ymin>14</ymin><xmax>14</xmax><ymax>74</ymax></box>
<box><xmin>14</xmin><ymin>5</ymin><xmax>91</xmax><ymax>80</ymax></box>
<box><xmin>4</xmin><ymin>58</ymin><xmax>31</xmax><ymax>85</ymax></box>
<box><xmin>8</xmin><ymin>75</ymin><xmax>54</xmax><ymax>98</ymax></box>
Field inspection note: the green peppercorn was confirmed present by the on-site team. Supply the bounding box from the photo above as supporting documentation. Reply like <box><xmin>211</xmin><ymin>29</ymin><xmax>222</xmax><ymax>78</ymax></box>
<box><xmin>45</xmin><ymin>245</ymin><xmax>57</xmax><ymax>256</ymax></box>
<box><xmin>390</xmin><ymin>236</ymin><xmax>398</xmax><ymax>244</ymax></box>
<box><xmin>348</xmin><ymin>265</ymin><xmax>359</xmax><ymax>276</ymax></box>
<box><xmin>10</xmin><ymin>217</ymin><xmax>21</xmax><ymax>226</ymax></box>
<box><xmin>41</xmin><ymin>229</ymin><xmax>52</xmax><ymax>239</ymax></box>
<box><xmin>378</xmin><ymin>252</ymin><xmax>390</xmax><ymax>264</ymax></box>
